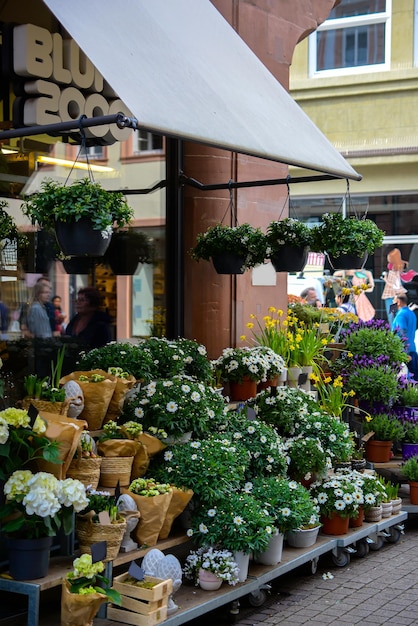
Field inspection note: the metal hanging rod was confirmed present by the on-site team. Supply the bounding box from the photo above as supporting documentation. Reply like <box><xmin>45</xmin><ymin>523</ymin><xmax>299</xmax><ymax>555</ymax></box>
<box><xmin>179</xmin><ymin>173</ymin><xmax>341</xmax><ymax>191</ymax></box>
<box><xmin>0</xmin><ymin>113</ymin><xmax>139</xmax><ymax>141</ymax></box>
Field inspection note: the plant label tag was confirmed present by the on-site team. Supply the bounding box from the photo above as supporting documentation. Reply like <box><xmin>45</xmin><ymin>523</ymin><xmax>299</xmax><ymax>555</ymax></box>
<box><xmin>98</xmin><ymin>510</ymin><xmax>112</xmax><ymax>525</ymax></box>
<box><xmin>361</xmin><ymin>431</ymin><xmax>374</xmax><ymax>443</ymax></box>
<box><xmin>91</xmin><ymin>541</ymin><xmax>107</xmax><ymax>563</ymax></box>
<box><xmin>28</xmin><ymin>403</ymin><xmax>39</xmax><ymax>426</ymax></box>
<box><xmin>245</xmin><ymin>406</ymin><xmax>256</xmax><ymax>421</ymax></box>
<box><xmin>128</xmin><ymin>561</ymin><xmax>145</xmax><ymax>581</ymax></box>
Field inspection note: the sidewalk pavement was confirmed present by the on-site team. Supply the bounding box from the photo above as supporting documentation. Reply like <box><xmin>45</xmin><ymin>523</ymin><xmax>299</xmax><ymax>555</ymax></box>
<box><xmin>3</xmin><ymin>515</ymin><xmax>417</xmax><ymax>626</ymax></box>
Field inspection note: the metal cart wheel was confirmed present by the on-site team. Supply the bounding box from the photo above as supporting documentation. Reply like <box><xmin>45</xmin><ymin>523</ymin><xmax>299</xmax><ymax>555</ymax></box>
<box><xmin>386</xmin><ymin>526</ymin><xmax>402</xmax><ymax>544</ymax></box>
<box><xmin>368</xmin><ymin>533</ymin><xmax>385</xmax><ymax>551</ymax></box>
<box><xmin>309</xmin><ymin>556</ymin><xmax>319</xmax><ymax>575</ymax></box>
<box><xmin>228</xmin><ymin>600</ymin><xmax>240</xmax><ymax>623</ymax></box>
<box><xmin>332</xmin><ymin>548</ymin><xmax>350</xmax><ymax>567</ymax></box>
<box><xmin>354</xmin><ymin>538</ymin><xmax>369</xmax><ymax>558</ymax></box>
<box><xmin>248</xmin><ymin>589</ymin><xmax>268</xmax><ymax>607</ymax></box>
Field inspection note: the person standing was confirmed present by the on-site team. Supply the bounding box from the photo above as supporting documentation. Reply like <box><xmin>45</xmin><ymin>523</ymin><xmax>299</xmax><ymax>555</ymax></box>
<box><xmin>392</xmin><ymin>293</ymin><xmax>418</xmax><ymax>380</ymax></box>
<box><xmin>52</xmin><ymin>295</ymin><xmax>66</xmax><ymax>334</ymax></box>
<box><xmin>27</xmin><ymin>281</ymin><xmax>53</xmax><ymax>338</ymax></box>
<box><xmin>65</xmin><ymin>287</ymin><xmax>111</xmax><ymax>350</ymax></box>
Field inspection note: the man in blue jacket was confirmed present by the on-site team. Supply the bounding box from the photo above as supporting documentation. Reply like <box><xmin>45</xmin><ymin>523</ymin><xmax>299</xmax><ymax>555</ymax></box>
<box><xmin>392</xmin><ymin>293</ymin><xmax>418</xmax><ymax>379</ymax></box>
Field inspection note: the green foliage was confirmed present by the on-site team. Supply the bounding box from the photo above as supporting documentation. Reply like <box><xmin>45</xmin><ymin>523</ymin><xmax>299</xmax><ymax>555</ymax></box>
<box><xmin>343</xmin><ymin>327</ymin><xmax>408</xmax><ymax>364</ymax></box>
<box><xmin>310</xmin><ymin>472</ymin><xmax>361</xmax><ymax>519</ymax></box>
<box><xmin>265</xmin><ymin>218</ymin><xmax>313</xmax><ymax>253</ymax></box>
<box><xmin>310</xmin><ymin>213</ymin><xmax>385</xmax><ymax>257</ymax></box>
<box><xmin>170</xmin><ymin>338</ymin><xmax>213</xmax><ymax>384</ymax></box>
<box><xmin>191</xmin><ymin>223</ymin><xmax>267</xmax><ymax>269</ymax></box>
<box><xmin>346</xmin><ymin>367</ymin><xmax>400</xmax><ymax>405</ymax></box>
<box><xmin>399</xmin><ymin>383</ymin><xmax>418</xmax><ymax>407</ymax></box>
<box><xmin>22</xmin><ymin>178</ymin><xmax>133</xmax><ymax>233</ymax></box>
<box><xmin>363</xmin><ymin>413</ymin><xmax>404</xmax><ymax>442</ymax></box>
<box><xmin>403</xmin><ymin>423</ymin><xmax>418</xmax><ymax>444</ymax></box>
<box><xmin>283</xmin><ymin>435</ymin><xmax>330</xmax><ymax>480</ymax></box>
<box><xmin>77</xmin><ymin>341</ymin><xmax>155</xmax><ymax>381</ymax></box>
<box><xmin>402</xmin><ymin>456</ymin><xmax>418</xmax><ymax>482</ymax></box>
<box><xmin>0</xmin><ymin>200</ymin><xmax>18</xmax><ymax>240</ymax></box>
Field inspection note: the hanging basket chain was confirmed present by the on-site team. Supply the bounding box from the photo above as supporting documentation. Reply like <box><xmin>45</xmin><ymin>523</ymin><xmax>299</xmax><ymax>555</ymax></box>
<box><xmin>64</xmin><ymin>115</ymin><xmax>95</xmax><ymax>186</ymax></box>
<box><xmin>220</xmin><ymin>180</ymin><xmax>239</xmax><ymax>227</ymax></box>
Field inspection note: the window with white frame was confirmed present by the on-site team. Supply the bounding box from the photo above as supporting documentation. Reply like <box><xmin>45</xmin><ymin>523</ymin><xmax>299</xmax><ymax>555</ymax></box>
<box><xmin>134</xmin><ymin>131</ymin><xmax>163</xmax><ymax>154</ymax></box>
<box><xmin>309</xmin><ymin>0</ymin><xmax>391</xmax><ymax>76</ymax></box>
<box><xmin>85</xmin><ymin>145</ymin><xmax>104</xmax><ymax>160</ymax></box>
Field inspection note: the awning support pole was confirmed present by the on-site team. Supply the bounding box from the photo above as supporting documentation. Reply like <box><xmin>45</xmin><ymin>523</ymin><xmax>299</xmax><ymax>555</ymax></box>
<box><xmin>179</xmin><ymin>172</ymin><xmax>340</xmax><ymax>191</ymax></box>
<box><xmin>0</xmin><ymin>113</ymin><xmax>138</xmax><ymax>141</ymax></box>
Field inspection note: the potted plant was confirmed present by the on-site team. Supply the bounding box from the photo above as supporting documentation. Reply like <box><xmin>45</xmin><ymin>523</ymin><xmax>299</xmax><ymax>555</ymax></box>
<box><xmin>77</xmin><ymin>341</ymin><xmax>155</xmax><ymax>381</ymax></box>
<box><xmin>248</xmin><ymin>385</ymin><xmax>316</xmax><ymax>437</ymax></box>
<box><xmin>174</xmin><ymin>338</ymin><xmax>213</xmax><ymax>384</ymax></box>
<box><xmin>341</xmin><ymin>321</ymin><xmax>408</xmax><ymax>366</ymax></box>
<box><xmin>183</xmin><ymin>547</ymin><xmax>239</xmax><ymax>589</ymax></box>
<box><xmin>213</xmin><ymin>346</ymin><xmax>271</xmax><ymax>400</ymax></box>
<box><xmin>283</xmin><ymin>435</ymin><xmax>330</xmax><ymax>486</ymax></box>
<box><xmin>401</xmin><ymin>423</ymin><xmax>418</xmax><ymax>460</ymax></box>
<box><xmin>104</xmin><ymin>228</ymin><xmax>153</xmax><ymax>275</ymax></box>
<box><xmin>191</xmin><ymin>223</ymin><xmax>267</xmax><ymax>274</ymax></box>
<box><xmin>349</xmin><ymin>468</ymin><xmax>387</xmax><ymax>523</ymax></box>
<box><xmin>345</xmin><ymin>363</ymin><xmax>400</xmax><ymax>410</ymax></box>
<box><xmin>310</xmin><ymin>472</ymin><xmax>361</xmax><ymax>535</ymax></box>
<box><xmin>310</xmin><ymin>212</ymin><xmax>384</xmax><ymax>269</ymax></box>
<box><xmin>21</xmin><ymin>178</ymin><xmax>133</xmax><ymax>257</ymax></box>
<box><xmin>0</xmin><ymin>469</ymin><xmax>89</xmax><ymax>580</ymax></box>
<box><xmin>62</xmin><ymin>553</ymin><xmax>122</xmax><ymax>626</ymax></box>
<box><xmin>250</xmin><ymin>345</ymin><xmax>286</xmax><ymax>389</ymax></box>
<box><xmin>363</xmin><ymin>413</ymin><xmax>405</xmax><ymax>463</ymax></box>
<box><xmin>265</xmin><ymin>218</ymin><xmax>313</xmax><ymax>272</ymax></box>
<box><xmin>244</xmin><ymin>306</ymin><xmax>290</xmax><ymax>370</ymax></box>
<box><xmin>398</xmin><ymin>381</ymin><xmax>418</xmax><ymax>408</ymax></box>
<box><xmin>401</xmin><ymin>455</ymin><xmax>418</xmax><ymax>504</ymax></box>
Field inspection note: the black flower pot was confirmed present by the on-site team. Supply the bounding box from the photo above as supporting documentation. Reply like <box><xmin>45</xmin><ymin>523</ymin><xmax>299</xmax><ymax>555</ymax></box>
<box><xmin>211</xmin><ymin>253</ymin><xmax>246</xmax><ymax>274</ymax></box>
<box><xmin>104</xmin><ymin>231</ymin><xmax>148</xmax><ymax>275</ymax></box>
<box><xmin>55</xmin><ymin>217</ymin><xmax>111</xmax><ymax>257</ymax></box>
<box><xmin>270</xmin><ymin>245</ymin><xmax>308</xmax><ymax>273</ymax></box>
<box><xmin>62</xmin><ymin>256</ymin><xmax>98</xmax><ymax>274</ymax></box>
<box><xmin>327</xmin><ymin>252</ymin><xmax>368</xmax><ymax>271</ymax></box>
<box><xmin>19</xmin><ymin>231</ymin><xmax>57</xmax><ymax>274</ymax></box>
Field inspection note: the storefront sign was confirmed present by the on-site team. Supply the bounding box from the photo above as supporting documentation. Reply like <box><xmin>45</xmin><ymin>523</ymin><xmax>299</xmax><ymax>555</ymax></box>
<box><xmin>6</xmin><ymin>23</ymin><xmax>131</xmax><ymax>143</ymax></box>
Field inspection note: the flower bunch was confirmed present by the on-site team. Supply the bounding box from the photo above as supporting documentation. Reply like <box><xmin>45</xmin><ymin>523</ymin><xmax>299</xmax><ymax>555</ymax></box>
<box><xmin>248</xmin><ymin>386</ymin><xmax>315</xmax><ymax>437</ymax></box>
<box><xmin>292</xmin><ymin>412</ymin><xmax>354</xmax><ymax>465</ymax></box>
<box><xmin>81</xmin><ymin>488</ymin><xmax>120</xmax><ymax>522</ymax></box>
<box><xmin>1</xmin><ymin>470</ymin><xmax>88</xmax><ymax>538</ymax></box>
<box><xmin>65</xmin><ymin>553</ymin><xmax>121</xmax><ymax>604</ymax></box>
<box><xmin>309</xmin><ymin>373</ymin><xmax>356</xmax><ymax>419</ymax></box>
<box><xmin>398</xmin><ymin>381</ymin><xmax>418</xmax><ymax>407</ymax></box>
<box><xmin>213</xmin><ymin>346</ymin><xmax>271</xmax><ymax>383</ymax></box>
<box><xmin>191</xmin><ymin>223</ymin><xmax>267</xmax><ymax>270</ymax></box>
<box><xmin>0</xmin><ymin>408</ymin><xmax>60</xmax><ymax>481</ymax></box>
<box><xmin>286</xmin><ymin>312</ymin><xmax>328</xmax><ymax>368</ymax></box>
<box><xmin>283</xmin><ymin>435</ymin><xmax>331</xmax><ymax>482</ymax></box>
<box><xmin>310</xmin><ymin>472</ymin><xmax>362</xmax><ymax>519</ymax></box>
<box><xmin>310</xmin><ymin>212</ymin><xmax>384</xmax><ymax>258</ymax></box>
<box><xmin>243</xmin><ymin>307</ymin><xmax>289</xmax><ymax>364</ymax></box>
<box><xmin>98</xmin><ymin>420</ymin><xmax>143</xmax><ymax>441</ymax></box>
<box><xmin>265</xmin><ymin>218</ymin><xmax>313</xmax><ymax>252</ymax></box>
<box><xmin>183</xmin><ymin>547</ymin><xmax>239</xmax><ymax>586</ymax></box>
<box><xmin>340</xmin><ymin>322</ymin><xmax>408</xmax><ymax>366</ymax></box>
<box><xmin>187</xmin><ymin>492</ymin><xmax>275</xmax><ymax>555</ymax></box>
<box><xmin>123</xmin><ymin>374</ymin><xmax>228</xmax><ymax>439</ymax></box>
<box><xmin>128</xmin><ymin>478</ymin><xmax>172</xmax><ymax>497</ymax></box>
<box><xmin>249</xmin><ymin>476</ymin><xmax>320</xmax><ymax>534</ymax></box>
<box><xmin>249</xmin><ymin>346</ymin><xmax>286</xmax><ymax>380</ymax></box>
<box><xmin>173</xmin><ymin>338</ymin><xmax>213</xmax><ymax>384</ymax></box>
<box><xmin>151</xmin><ymin>436</ymin><xmax>248</xmax><ymax>503</ymax></box>
<box><xmin>348</xmin><ymin>469</ymin><xmax>388</xmax><ymax>509</ymax></box>
<box><xmin>220</xmin><ymin>410</ymin><xmax>287</xmax><ymax>479</ymax></box>
<box><xmin>346</xmin><ymin>364</ymin><xmax>400</xmax><ymax>406</ymax></box>
<box><xmin>78</xmin><ymin>341</ymin><xmax>154</xmax><ymax>381</ymax></box>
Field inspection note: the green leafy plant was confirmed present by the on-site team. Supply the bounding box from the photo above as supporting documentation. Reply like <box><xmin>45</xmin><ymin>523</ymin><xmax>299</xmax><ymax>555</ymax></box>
<box><xmin>65</xmin><ymin>553</ymin><xmax>121</xmax><ymax>604</ymax></box>
<box><xmin>173</xmin><ymin>338</ymin><xmax>213</xmax><ymax>384</ymax></box>
<box><xmin>349</xmin><ymin>469</ymin><xmax>388</xmax><ymax>509</ymax></box>
<box><xmin>243</xmin><ymin>306</ymin><xmax>290</xmax><ymax>365</ymax></box>
<box><xmin>363</xmin><ymin>413</ymin><xmax>404</xmax><ymax>442</ymax></box>
<box><xmin>402</xmin><ymin>422</ymin><xmax>418</xmax><ymax>444</ymax></box>
<box><xmin>310</xmin><ymin>212</ymin><xmax>384</xmax><ymax>258</ymax></box>
<box><xmin>292</xmin><ymin>411</ymin><xmax>355</xmax><ymax>465</ymax></box>
<box><xmin>22</xmin><ymin>178</ymin><xmax>133</xmax><ymax>234</ymax></box>
<box><xmin>77</xmin><ymin>341</ymin><xmax>154</xmax><ymax>381</ymax></box>
<box><xmin>399</xmin><ymin>382</ymin><xmax>418</xmax><ymax>407</ymax></box>
<box><xmin>342</xmin><ymin>325</ymin><xmax>408</xmax><ymax>365</ymax></box>
<box><xmin>402</xmin><ymin>455</ymin><xmax>418</xmax><ymax>482</ymax></box>
<box><xmin>310</xmin><ymin>472</ymin><xmax>361</xmax><ymax>519</ymax></box>
<box><xmin>0</xmin><ymin>200</ymin><xmax>18</xmax><ymax>240</ymax></box>
<box><xmin>265</xmin><ymin>218</ymin><xmax>313</xmax><ymax>254</ymax></box>
<box><xmin>183</xmin><ymin>547</ymin><xmax>239</xmax><ymax>586</ymax></box>
<box><xmin>191</xmin><ymin>223</ymin><xmax>267</xmax><ymax>270</ymax></box>
<box><xmin>283</xmin><ymin>435</ymin><xmax>330</xmax><ymax>482</ymax></box>
<box><xmin>98</xmin><ymin>420</ymin><xmax>143</xmax><ymax>442</ymax></box>
<box><xmin>248</xmin><ymin>386</ymin><xmax>317</xmax><ymax>437</ymax></box>
<box><xmin>214</xmin><ymin>346</ymin><xmax>272</xmax><ymax>384</ymax></box>
<box><xmin>81</xmin><ymin>488</ymin><xmax>120</xmax><ymax>523</ymax></box>
<box><xmin>250</xmin><ymin>476</ymin><xmax>320</xmax><ymax>534</ymax></box>
<box><xmin>346</xmin><ymin>366</ymin><xmax>400</xmax><ymax>405</ymax></box>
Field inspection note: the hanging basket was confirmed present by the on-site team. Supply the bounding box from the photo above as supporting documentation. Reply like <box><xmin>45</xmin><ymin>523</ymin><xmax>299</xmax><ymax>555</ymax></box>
<box><xmin>55</xmin><ymin>217</ymin><xmax>111</xmax><ymax>257</ymax></box>
<box><xmin>211</xmin><ymin>253</ymin><xmax>246</xmax><ymax>274</ymax></box>
<box><xmin>270</xmin><ymin>245</ymin><xmax>308</xmax><ymax>273</ymax></box>
<box><xmin>327</xmin><ymin>252</ymin><xmax>368</xmax><ymax>271</ymax></box>
<box><xmin>62</xmin><ymin>256</ymin><xmax>99</xmax><ymax>275</ymax></box>
<box><xmin>104</xmin><ymin>230</ymin><xmax>151</xmax><ymax>275</ymax></box>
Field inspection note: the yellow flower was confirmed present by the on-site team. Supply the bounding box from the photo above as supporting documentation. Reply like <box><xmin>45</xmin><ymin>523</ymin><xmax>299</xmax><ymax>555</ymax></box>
<box><xmin>268</xmin><ymin>306</ymin><xmax>276</xmax><ymax>313</ymax></box>
<box><xmin>277</xmin><ymin>309</ymin><xmax>283</xmax><ymax>316</ymax></box>
<box><xmin>246</xmin><ymin>322</ymin><xmax>254</xmax><ymax>329</ymax></box>
<box><xmin>365</xmin><ymin>415</ymin><xmax>372</xmax><ymax>422</ymax></box>
<box><xmin>250</xmin><ymin>314</ymin><xmax>256</xmax><ymax>319</ymax></box>
<box><xmin>323</xmin><ymin>376</ymin><xmax>332</xmax><ymax>384</ymax></box>
<box><xmin>240</xmin><ymin>335</ymin><xmax>246</xmax><ymax>341</ymax></box>
<box><xmin>347</xmin><ymin>351</ymin><xmax>353</xmax><ymax>358</ymax></box>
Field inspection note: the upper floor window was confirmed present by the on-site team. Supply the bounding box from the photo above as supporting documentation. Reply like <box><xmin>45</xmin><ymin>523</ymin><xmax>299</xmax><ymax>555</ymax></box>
<box><xmin>135</xmin><ymin>131</ymin><xmax>163</xmax><ymax>154</ymax></box>
<box><xmin>85</xmin><ymin>145</ymin><xmax>105</xmax><ymax>160</ymax></box>
<box><xmin>309</xmin><ymin>0</ymin><xmax>391</xmax><ymax>76</ymax></box>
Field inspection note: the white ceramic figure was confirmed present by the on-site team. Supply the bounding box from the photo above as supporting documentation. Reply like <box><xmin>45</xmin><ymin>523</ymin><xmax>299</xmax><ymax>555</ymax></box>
<box><xmin>117</xmin><ymin>494</ymin><xmax>140</xmax><ymax>552</ymax></box>
<box><xmin>63</xmin><ymin>380</ymin><xmax>84</xmax><ymax>418</ymax></box>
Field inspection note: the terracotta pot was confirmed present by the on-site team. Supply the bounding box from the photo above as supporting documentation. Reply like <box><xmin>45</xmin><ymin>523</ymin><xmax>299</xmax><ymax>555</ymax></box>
<box><xmin>409</xmin><ymin>481</ymin><xmax>418</xmax><ymax>505</ymax></box>
<box><xmin>320</xmin><ymin>512</ymin><xmax>349</xmax><ymax>536</ymax></box>
<box><xmin>229</xmin><ymin>377</ymin><xmax>257</xmax><ymax>401</ymax></box>
<box><xmin>349</xmin><ymin>506</ymin><xmax>364</xmax><ymax>528</ymax></box>
<box><xmin>257</xmin><ymin>376</ymin><xmax>278</xmax><ymax>393</ymax></box>
<box><xmin>365</xmin><ymin>440</ymin><xmax>392</xmax><ymax>464</ymax></box>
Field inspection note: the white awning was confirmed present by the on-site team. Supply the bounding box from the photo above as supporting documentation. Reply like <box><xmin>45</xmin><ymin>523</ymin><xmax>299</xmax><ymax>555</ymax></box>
<box><xmin>42</xmin><ymin>0</ymin><xmax>361</xmax><ymax>181</ymax></box>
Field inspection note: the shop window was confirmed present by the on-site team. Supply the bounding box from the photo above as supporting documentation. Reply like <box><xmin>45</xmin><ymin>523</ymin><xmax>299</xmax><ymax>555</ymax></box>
<box><xmin>134</xmin><ymin>131</ymin><xmax>163</xmax><ymax>154</ymax></box>
<box><xmin>309</xmin><ymin>0</ymin><xmax>391</xmax><ymax>76</ymax></box>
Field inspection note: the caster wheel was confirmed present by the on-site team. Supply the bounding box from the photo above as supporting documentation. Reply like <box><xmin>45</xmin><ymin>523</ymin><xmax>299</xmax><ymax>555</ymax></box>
<box><xmin>369</xmin><ymin>534</ymin><xmax>385</xmax><ymax>551</ymax></box>
<box><xmin>309</xmin><ymin>557</ymin><xmax>319</xmax><ymax>575</ymax></box>
<box><xmin>386</xmin><ymin>527</ymin><xmax>401</xmax><ymax>544</ymax></box>
<box><xmin>332</xmin><ymin>549</ymin><xmax>350</xmax><ymax>567</ymax></box>
<box><xmin>248</xmin><ymin>589</ymin><xmax>267</xmax><ymax>607</ymax></box>
<box><xmin>355</xmin><ymin>539</ymin><xmax>369</xmax><ymax>558</ymax></box>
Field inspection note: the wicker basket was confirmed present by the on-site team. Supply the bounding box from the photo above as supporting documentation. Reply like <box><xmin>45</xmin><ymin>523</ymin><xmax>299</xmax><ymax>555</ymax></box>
<box><xmin>66</xmin><ymin>456</ymin><xmax>102</xmax><ymax>490</ymax></box>
<box><xmin>22</xmin><ymin>397</ymin><xmax>69</xmax><ymax>416</ymax></box>
<box><xmin>76</xmin><ymin>515</ymin><xmax>127</xmax><ymax>562</ymax></box>
<box><xmin>99</xmin><ymin>456</ymin><xmax>134</xmax><ymax>488</ymax></box>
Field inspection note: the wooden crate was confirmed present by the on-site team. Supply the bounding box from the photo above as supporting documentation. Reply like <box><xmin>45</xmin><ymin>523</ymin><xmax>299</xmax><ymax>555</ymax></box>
<box><xmin>113</xmin><ymin>573</ymin><xmax>173</xmax><ymax>602</ymax></box>
<box><xmin>107</xmin><ymin>605</ymin><xmax>168</xmax><ymax>626</ymax></box>
<box><xmin>119</xmin><ymin>593</ymin><xmax>168</xmax><ymax>616</ymax></box>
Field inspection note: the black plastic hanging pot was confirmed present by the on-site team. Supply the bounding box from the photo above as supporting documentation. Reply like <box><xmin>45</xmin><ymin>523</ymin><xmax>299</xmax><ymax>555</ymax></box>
<box><xmin>54</xmin><ymin>217</ymin><xmax>111</xmax><ymax>257</ymax></box>
<box><xmin>19</xmin><ymin>231</ymin><xmax>57</xmax><ymax>274</ymax></box>
<box><xmin>327</xmin><ymin>252</ymin><xmax>368</xmax><ymax>271</ymax></box>
<box><xmin>104</xmin><ymin>231</ymin><xmax>144</xmax><ymax>275</ymax></box>
<box><xmin>62</xmin><ymin>256</ymin><xmax>98</xmax><ymax>275</ymax></box>
<box><xmin>270</xmin><ymin>245</ymin><xmax>308</xmax><ymax>273</ymax></box>
<box><xmin>211</xmin><ymin>253</ymin><xmax>246</xmax><ymax>274</ymax></box>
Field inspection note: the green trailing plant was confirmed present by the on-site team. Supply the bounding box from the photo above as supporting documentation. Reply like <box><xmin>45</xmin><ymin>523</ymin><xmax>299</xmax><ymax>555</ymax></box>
<box><xmin>22</xmin><ymin>178</ymin><xmax>133</xmax><ymax>234</ymax></box>
<box><xmin>191</xmin><ymin>223</ymin><xmax>267</xmax><ymax>270</ymax></box>
<box><xmin>363</xmin><ymin>413</ymin><xmax>405</xmax><ymax>442</ymax></box>
<box><xmin>401</xmin><ymin>455</ymin><xmax>418</xmax><ymax>482</ymax></box>
<box><xmin>265</xmin><ymin>218</ymin><xmax>313</xmax><ymax>254</ymax></box>
<box><xmin>0</xmin><ymin>200</ymin><xmax>18</xmax><ymax>240</ymax></box>
<box><xmin>310</xmin><ymin>212</ymin><xmax>384</xmax><ymax>258</ymax></box>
